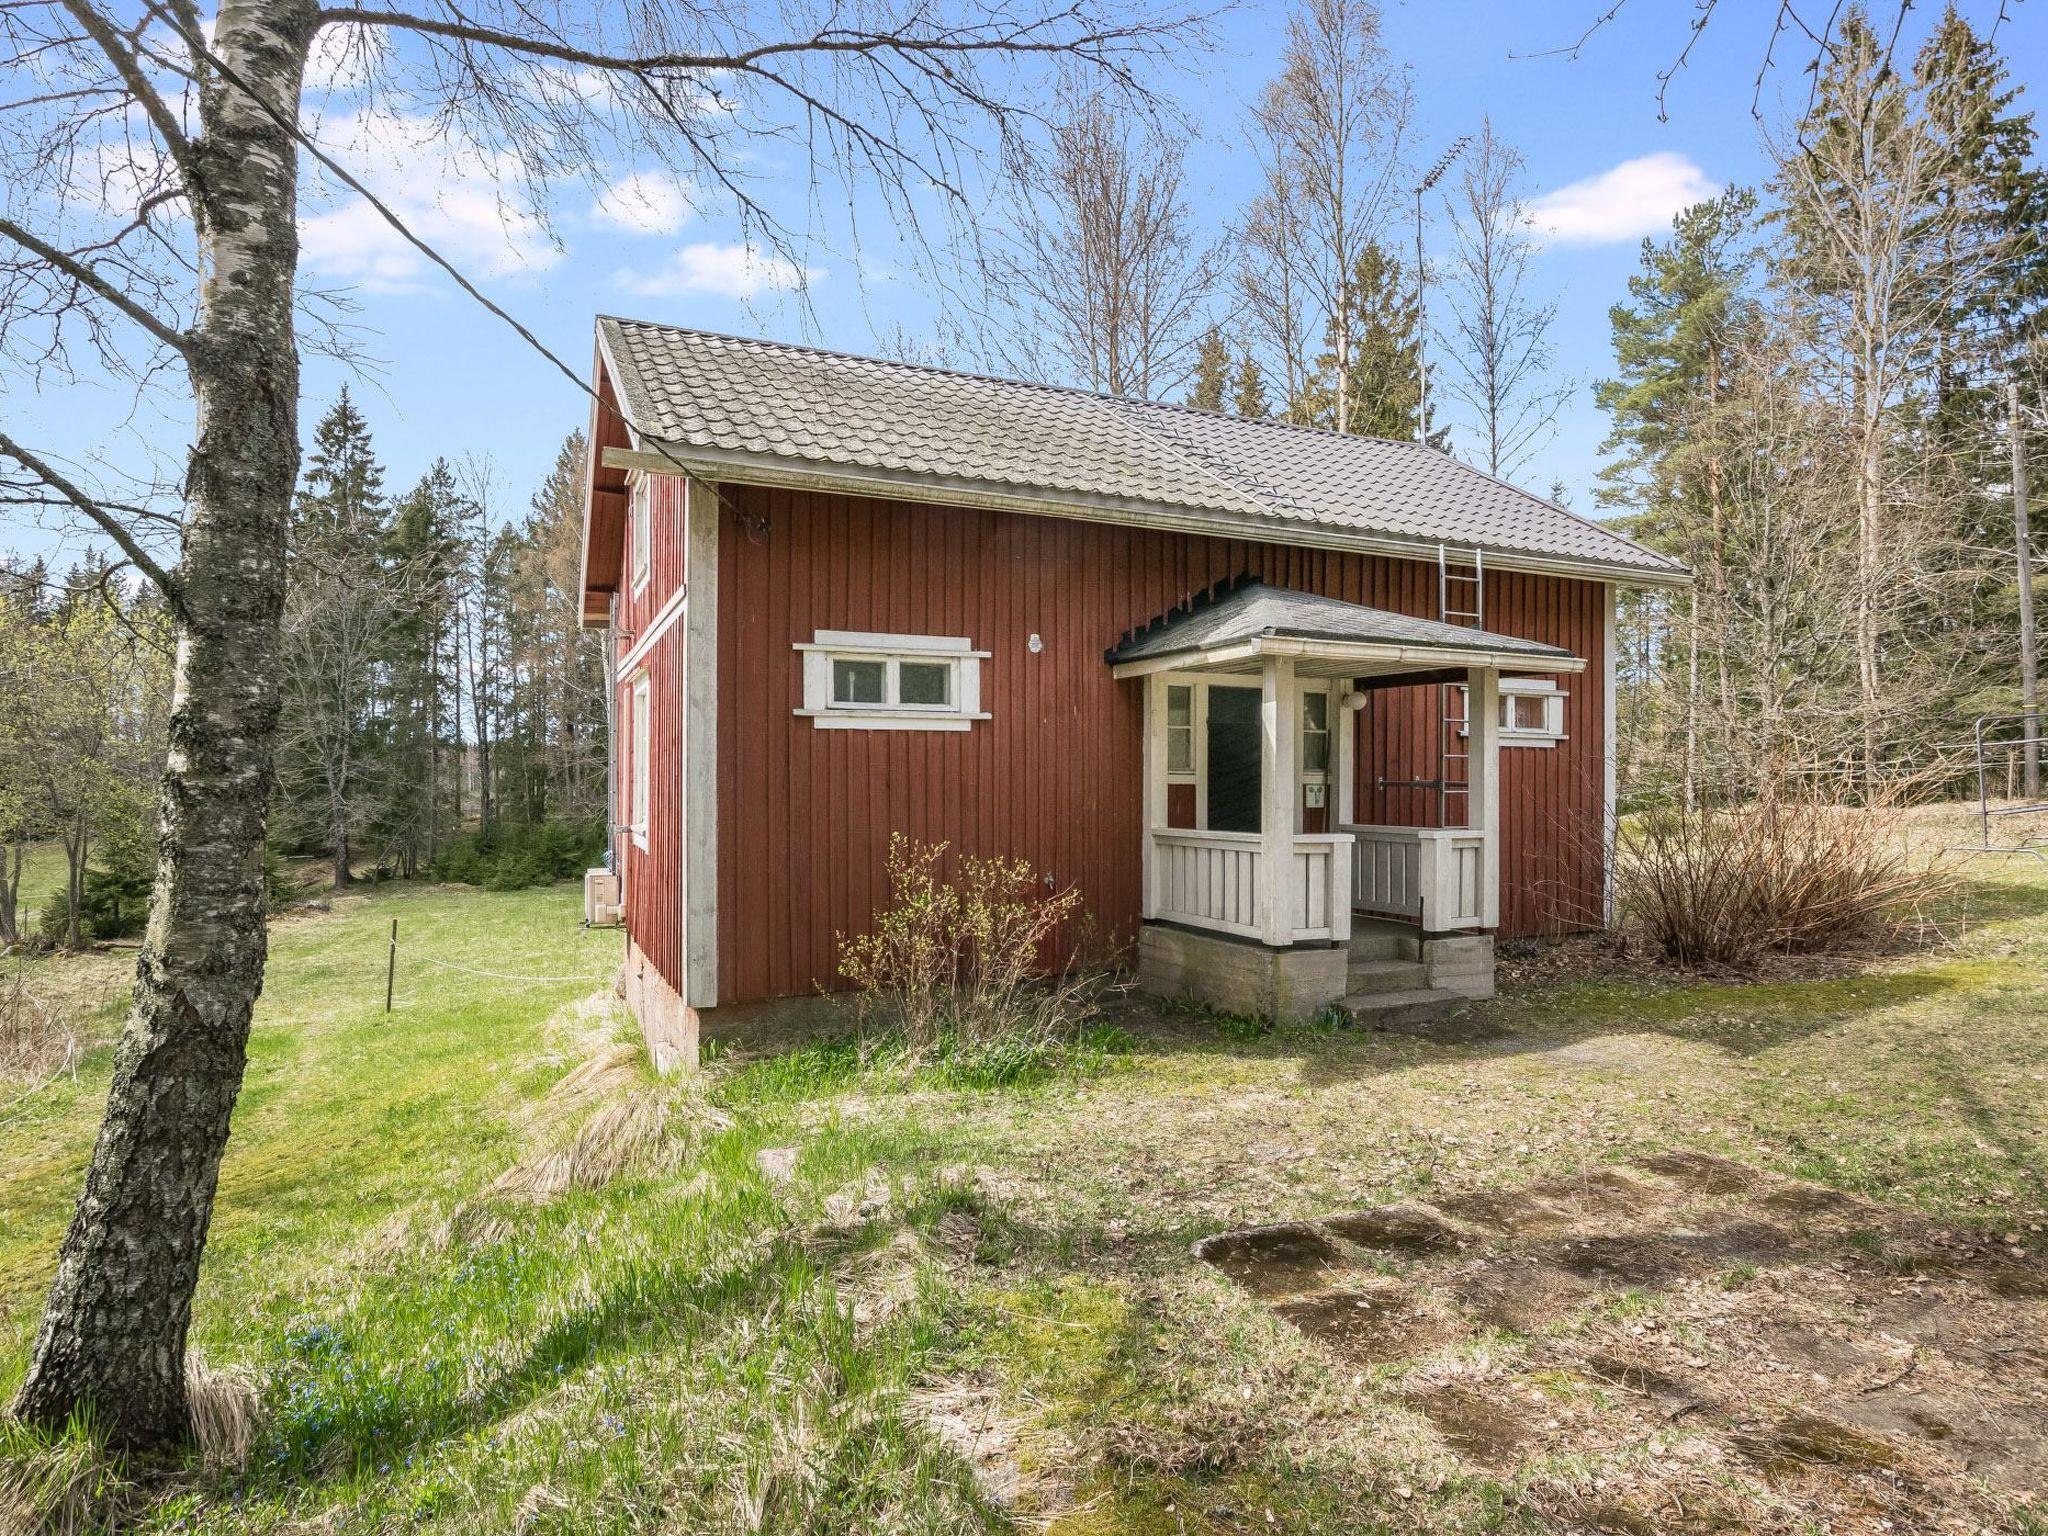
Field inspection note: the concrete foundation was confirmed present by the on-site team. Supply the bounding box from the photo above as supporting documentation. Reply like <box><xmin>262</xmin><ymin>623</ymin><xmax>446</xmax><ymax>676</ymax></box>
<box><xmin>1137</xmin><ymin>922</ymin><xmax>1350</xmax><ymax>1023</ymax></box>
<box><xmin>1421</xmin><ymin>932</ymin><xmax>1496</xmax><ymax>999</ymax></box>
<box><xmin>621</xmin><ymin>935</ymin><xmax>698</xmax><ymax>1072</ymax></box>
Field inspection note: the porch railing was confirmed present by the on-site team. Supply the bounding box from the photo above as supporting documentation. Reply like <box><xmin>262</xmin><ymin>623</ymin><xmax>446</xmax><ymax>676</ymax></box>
<box><xmin>1343</xmin><ymin>824</ymin><xmax>1487</xmax><ymax>931</ymax></box>
<box><xmin>1149</xmin><ymin>829</ymin><xmax>1352</xmax><ymax>944</ymax></box>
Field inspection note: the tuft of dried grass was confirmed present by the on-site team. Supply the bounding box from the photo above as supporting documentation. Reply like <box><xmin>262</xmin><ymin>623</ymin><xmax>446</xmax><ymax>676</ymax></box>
<box><xmin>0</xmin><ymin>1432</ymin><xmax>107</xmax><ymax>1536</ymax></box>
<box><xmin>479</xmin><ymin>1049</ymin><xmax>732</xmax><ymax>1215</ymax></box>
<box><xmin>186</xmin><ymin>1357</ymin><xmax>261</xmax><ymax>1472</ymax></box>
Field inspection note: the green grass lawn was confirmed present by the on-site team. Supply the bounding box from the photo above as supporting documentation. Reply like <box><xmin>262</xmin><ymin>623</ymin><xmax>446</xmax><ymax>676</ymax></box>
<box><xmin>2</xmin><ymin>848</ymin><xmax>2045</xmax><ymax>1533</ymax></box>
<box><xmin>10</xmin><ymin>840</ymin><xmax>68</xmax><ymax>936</ymax></box>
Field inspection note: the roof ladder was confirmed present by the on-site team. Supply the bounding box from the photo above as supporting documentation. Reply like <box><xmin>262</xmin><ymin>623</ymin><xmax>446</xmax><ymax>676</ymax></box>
<box><xmin>1436</xmin><ymin>544</ymin><xmax>1484</xmax><ymax>828</ymax></box>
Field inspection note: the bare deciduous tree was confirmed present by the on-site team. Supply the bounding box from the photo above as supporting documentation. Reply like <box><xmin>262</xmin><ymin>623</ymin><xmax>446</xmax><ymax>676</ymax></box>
<box><xmin>985</xmin><ymin>84</ymin><xmax>1220</xmax><ymax>398</ymax></box>
<box><xmin>0</xmin><ymin>0</ymin><xmax>1195</xmax><ymax>1451</ymax></box>
<box><xmin>1435</xmin><ymin>118</ymin><xmax>1568</xmax><ymax>479</ymax></box>
<box><xmin>1238</xmin><ymin>0</ymin><xmax>1412</xmax><ymax>429</ymax></box>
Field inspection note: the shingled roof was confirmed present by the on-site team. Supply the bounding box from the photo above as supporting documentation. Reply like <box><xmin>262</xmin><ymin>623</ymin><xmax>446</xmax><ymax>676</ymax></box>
<box><xmin>1107</xmin><ymin>580</ymin><xmax>1581</xmax><ymax>668</ymax></box>
<box><xmin>596</xmin><ymin>318</ymin><xmax>1687</xmax><ymax>584</ymax></box>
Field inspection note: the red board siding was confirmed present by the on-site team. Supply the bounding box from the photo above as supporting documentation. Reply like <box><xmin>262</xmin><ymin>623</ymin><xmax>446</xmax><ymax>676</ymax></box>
<box><xmin>615</xmin><ymin>474</ymin><xmax>690</xmax><ymax>993</ymax></box>
<box><xmin>712</xmin><ymin>484</ymin><xmax>1611</xmax><ymax>1006</ymax></box>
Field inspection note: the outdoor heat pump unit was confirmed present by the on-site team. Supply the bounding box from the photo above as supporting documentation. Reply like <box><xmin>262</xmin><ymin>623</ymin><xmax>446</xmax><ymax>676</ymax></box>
<box><xmin>584</xmin><ymin>868</ymin><xmax>623</xmax><ymax>927</ymax></box>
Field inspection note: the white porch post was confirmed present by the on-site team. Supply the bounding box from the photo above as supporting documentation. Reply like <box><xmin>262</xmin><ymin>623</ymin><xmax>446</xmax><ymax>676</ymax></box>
<box><xmin>1260</xmin><ymin>655</ymin><xmax>1297</xmax><ymax>946</ymax></box>
<box><xmin>1466</xmin><ymin>666</ymin><xmax>1502</xmax><ymax>928</ymax></box>
<box><xmin>1143</xmin><ymin>673</ymin><xmax>1166</xmax><ymax>920</ymax></box>
<box><xmin>1334</xmin><ymin>680</ymin><xmax>1357</xmax><ymax>828</ymax></box>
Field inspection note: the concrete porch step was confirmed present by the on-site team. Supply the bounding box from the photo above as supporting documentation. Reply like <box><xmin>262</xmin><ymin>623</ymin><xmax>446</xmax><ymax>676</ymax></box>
<box><xmin>1345</xmin><ymin>958</ymin><xmax>1430</xmax><ymax>996</ymax></box>
<box><xmin>1347</xmin><ymin>923</ymin><xmax>1422</xmax><ymax>963</ymax></box>
<box><xmin>1339</xmin><ymin>986</ymin><xmax>1469</xmax><ymax>1031</ymax></box>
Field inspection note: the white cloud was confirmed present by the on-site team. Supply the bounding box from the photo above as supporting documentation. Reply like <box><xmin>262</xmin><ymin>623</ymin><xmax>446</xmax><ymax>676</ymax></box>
<box><xmin>614</xmin><ymin>241</ymin><xmax>819</xmax><ymax>300</ymax></box>
<box><xmin>296</xmin><ymin>107</ymin><xmax>561</xmax><ymax>293</ymax></box>
<box><xmin>1527</xmin><ymin>153</ymin><xmax>1719</xmax><ymax>246</ymax></box>
<box><xmin>592</xmin><ymin>172</ymin><xmax>695</xmax><ymax>236</ymax></box>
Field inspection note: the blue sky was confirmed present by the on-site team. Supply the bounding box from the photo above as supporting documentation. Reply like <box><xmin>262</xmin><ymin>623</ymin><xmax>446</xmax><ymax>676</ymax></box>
<box><xmin>6</xmin><ymin>0</ymin><xmax>2042</xmax><ymax>565</ymax></box>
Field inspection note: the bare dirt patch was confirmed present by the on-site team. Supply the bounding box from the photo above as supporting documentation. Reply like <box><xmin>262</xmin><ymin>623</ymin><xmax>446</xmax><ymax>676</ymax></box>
<box><xmin>1196</xmin><ymin>1155</ymin><xmax>2048</xmax><ymax>1530</ymax></box>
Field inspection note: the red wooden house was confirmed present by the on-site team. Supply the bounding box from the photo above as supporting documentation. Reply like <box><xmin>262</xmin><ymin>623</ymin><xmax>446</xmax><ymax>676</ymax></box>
<box><xmin>577</xmin><ymin>320</ymin><xmax>1687</xmax><ymax>1067</ymax></box>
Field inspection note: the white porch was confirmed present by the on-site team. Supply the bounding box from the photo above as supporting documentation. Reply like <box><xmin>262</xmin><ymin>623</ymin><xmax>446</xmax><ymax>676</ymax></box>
<box><xmin>1109</xmin><ymin>581</ymin><xmax>1586</xmax><ymax>974</ymax></box>
<box><xmin>1132</xmin><ymin>659</ymin><xmax>1509</xmax><ymax>948</ymax></box>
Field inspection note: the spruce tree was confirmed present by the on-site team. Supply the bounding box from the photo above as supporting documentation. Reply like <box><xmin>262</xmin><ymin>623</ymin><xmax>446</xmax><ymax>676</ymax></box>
<box><xmin>1187</xmin><ymin>326</ymin><xmax>1229</xmax><ymax>411</ymax></box>
<box><xmin>1231</xmin><ymin>353</ymin><xmax>1271</xmax><ymax>420</ymax></box>
<box><xmin>1290</xmin><ymin>243</ymin><xmax>1429</xmax><ymax>439</ymax></box>
<box><xmin>293</xmin><ymin>386</ymin><xmax>388</xmax><ymax>556</ymax></box>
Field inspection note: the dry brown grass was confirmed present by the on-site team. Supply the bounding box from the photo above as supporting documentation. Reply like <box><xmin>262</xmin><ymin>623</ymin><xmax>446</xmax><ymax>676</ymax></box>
<box><xmin>0</xmin><ymin>950</ymin><xmax>128</xmax><ymax>1089</ymax></box>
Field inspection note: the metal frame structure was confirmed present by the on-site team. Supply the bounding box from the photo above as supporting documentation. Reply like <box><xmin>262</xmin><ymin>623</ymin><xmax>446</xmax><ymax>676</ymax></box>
<box><xmin>1954</xmin><ymin>712</ymin><xmax>2048</xmax><ymax>859</ymax></box>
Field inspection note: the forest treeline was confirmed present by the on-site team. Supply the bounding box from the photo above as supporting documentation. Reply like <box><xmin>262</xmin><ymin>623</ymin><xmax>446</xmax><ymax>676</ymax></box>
<box><xmin>1</xmin><ymin>404</ymin><xmax>608</xmax><ymax>947</ymax></box>
<box><xmin>985</xmin><ymin>0</ymin><xmax>2044</xmax><ymax>801</ymax></box>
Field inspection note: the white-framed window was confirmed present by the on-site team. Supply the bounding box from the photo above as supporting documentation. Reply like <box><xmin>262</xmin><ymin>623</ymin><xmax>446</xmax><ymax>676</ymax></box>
<box><xmin>795</xmin><ymin>630</ymin><xmax>991</xmax><ymax>731</ymax></box>
<box><xmin>1499</xmin><ymin>678</ymin><xmax>1566</xmax><ymax>746</ymax></box>
<box><xmin>1300</xmin><ymin>689</ymin><xmax>1331</xmax><ymax>773</ymax></box>
<box><xmin>1166</xmin><ymin>684</ymin><xmax>1195</xmax><ymax>777</ymax></box>
<box><xmin>629</xmin><ymin>672</ymin><xmax>651</xmax><ymax>846</ymax></box>
<box><xmin>629</xmin><ymin>475</ymin><xmax>652</xmax><ymax>595</ymax></box>
<box><xmin>1452</xmin><ymin>679</ymin><xmax>1568</xmax><ymax>747</ymax></box>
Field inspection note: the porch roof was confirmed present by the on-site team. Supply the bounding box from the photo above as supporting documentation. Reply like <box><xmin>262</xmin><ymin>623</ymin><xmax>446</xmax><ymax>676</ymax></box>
<box><xmin>1106</xmin><ymin>581</ymin><xmax>1583</xmax><ymax>679</ymax></box>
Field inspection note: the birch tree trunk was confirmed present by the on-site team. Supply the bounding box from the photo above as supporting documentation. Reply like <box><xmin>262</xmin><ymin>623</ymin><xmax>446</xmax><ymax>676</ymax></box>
<box><xmin>12</xmin><ymin>0</ymin><xmax>312</xmax><ymax>1449</ymax></box>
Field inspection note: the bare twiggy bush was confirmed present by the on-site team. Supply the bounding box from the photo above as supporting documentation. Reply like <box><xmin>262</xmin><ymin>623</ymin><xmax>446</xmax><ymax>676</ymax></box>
<box><xmin>1614</xmin><ymin>788</ymin><xmax>1955</xmax><ymax>966</ymax></box>
<box><xmin>837</xmin><ymin>835</ymin><xmax>1101</xmax><ymax>1055</ymax></box>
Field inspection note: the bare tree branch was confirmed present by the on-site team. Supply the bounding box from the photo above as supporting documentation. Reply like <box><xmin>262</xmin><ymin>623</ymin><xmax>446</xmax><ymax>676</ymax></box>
<box><xmin>0</xmin><ymin>430</ymin><xmax>186</xmax><ymax>618</ymax></box>
<box><xmin>0</xmin><ymin>218</ymin><xmax>190</xmax><ymax>356</ymax></box>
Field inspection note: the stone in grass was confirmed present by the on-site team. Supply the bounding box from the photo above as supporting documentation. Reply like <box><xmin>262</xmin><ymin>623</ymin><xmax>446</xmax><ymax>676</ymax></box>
<box><xmin>756</xmin><ymin>1145</ymin><xmax>799</xmax><ymax>1183</ymax></box>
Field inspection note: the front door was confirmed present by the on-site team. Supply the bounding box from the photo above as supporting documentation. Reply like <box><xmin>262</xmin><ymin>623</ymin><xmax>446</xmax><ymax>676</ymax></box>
<box><xmin>1205</xmin><ymin>685</ymin><xmax>1262</xmax><ymax>832</ymax></box>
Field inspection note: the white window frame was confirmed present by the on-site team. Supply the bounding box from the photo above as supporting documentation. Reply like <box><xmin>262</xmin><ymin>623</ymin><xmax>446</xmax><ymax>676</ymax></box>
<box><xmin>1454</xmin><ymin>678</ymin><xmax>1567</xmax><ymax>747</ymax></box>
<box><xmin>1165</xmin><ymin>683</ymin><xmax>1197</xmax><ymax>782</ymax></box>
<box><xmin>794</xmin><ymin>630</ymin><xmax>991</xmax><ymax>731</ymax></box>
<box><xmin>1498</xmin><ymin>678</ymin><xmax>1566</xmax><ymax>747</ymax></box>
<box><xmin>629</xmin><ymin>671</ymin><xmax>651</xmax><ymax>848</ymax></box>
<box><xmin>629</xmin><ymin>474</ymin><xmax>652</xmax><ymax>597</ymax></box>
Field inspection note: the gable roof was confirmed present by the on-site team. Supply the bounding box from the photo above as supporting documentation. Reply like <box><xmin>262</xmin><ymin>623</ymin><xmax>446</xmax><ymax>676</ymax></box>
<box><xmin>1107</xmin><ymin>580</ymin><xmax>1581</xmax><ymax>670</ymax></box>
<box><xmin>594</xmin><ymin>318</ymin><xmax>1687</xmax><ymax>586</ymax></box>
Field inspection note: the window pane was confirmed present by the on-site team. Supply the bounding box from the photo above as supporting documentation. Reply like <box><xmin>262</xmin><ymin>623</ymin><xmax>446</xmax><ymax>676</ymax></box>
<box><xmin>899</xmin><ymin>660</ymin><xmax>950</xmax><ymax>707</ymax></box>
<box><xmin>1513</xmin><ymin>695</ymin><xmax>1547</xmax><ymax>731</ymax></box>
<box><xmin>1303</xmin><ymin>733</ymin><xmax>1330</xmax><ymax>773</ymax></box>
<box><xmin>833</xmin><ymin>658</ymin><xmax>885</xmax><ymax>704</ymax></box>
<box><xmin>1167</xmin><ymin>685</ymin><xmax>1192</xmax><ymax>728</ymax></box>
<box><xmin>1167</xmin><ymin>726</ymin><xmax>1193</xmax><ymax>774</ymax></box>
<box><xmin>1302</xmin><ymin>692</ymin><xmax>1328</xmax><ymax>732</ymax></box>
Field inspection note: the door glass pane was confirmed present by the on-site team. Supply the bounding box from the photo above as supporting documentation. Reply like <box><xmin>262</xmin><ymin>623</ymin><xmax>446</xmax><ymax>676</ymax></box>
<box><xmin>1301</xmin><ymin>691</ymin><xmax>1329</xmax><ymax>772</ymax></box>
<box><xmin>899</xmin><ymin>660</ymin><xmax>950</xmax><ymax>706</ymax></box>
<box><xmin>1166</xmin><ymin>685</ymin><xmax>1193</xmax><ymax>773</ymax></box>
<box><xmin>1206</xmin><ymin>686</ymin><xmax>1263</xmax><ymax>833</ymax></box>
<box><xmin>832</xmin><ymin>658</ymin><xmax>885</xmax><ymax>704</ymax></box>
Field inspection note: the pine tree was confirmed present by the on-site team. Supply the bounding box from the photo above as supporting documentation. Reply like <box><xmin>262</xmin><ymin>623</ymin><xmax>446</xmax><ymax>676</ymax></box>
<box><xmin>1595</xmin><ymin>188</ymin><xmax>1759</xmax><ymax>801</ymax></box>
<box><xmin>1187</xmin><ymin>326</ymin><xmax>1229</xmax><ymax>411</ymax></box>
<box><xmin>1290</xmin><ymin>242</ymin><xmax>1429</xmax><ymax>439</ymax></box>
<box><xmin>1231</xmin><ymin>353</ymin><xmax>1271</xmax><ymax>419</ymax></box>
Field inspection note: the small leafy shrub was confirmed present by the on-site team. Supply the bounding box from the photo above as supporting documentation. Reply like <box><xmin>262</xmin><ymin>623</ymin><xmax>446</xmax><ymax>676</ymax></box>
<box><xmin>1614</xmin><ymin>791</ymin><xmax>1952</xmax><ymax>965</ymax></box>
<box><xmin>836</xmin><ymin>834</ymin><xmax>1103</xmax><ymax>1058</ymax></box>
<box><xmin>432</xmin><ymin>818</ymin><xmax>603</xmax><ymax>891</ymax></box>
